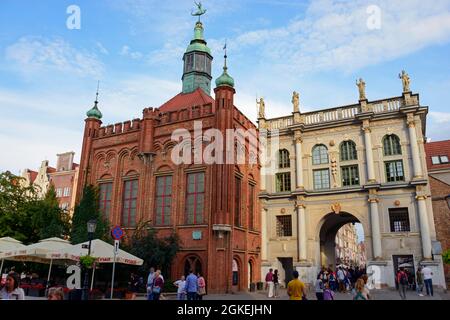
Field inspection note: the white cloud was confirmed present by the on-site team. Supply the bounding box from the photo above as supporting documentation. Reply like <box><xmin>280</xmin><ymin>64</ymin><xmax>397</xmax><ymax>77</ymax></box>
<box><xmin>5</xmin><ymin>37</ymin><xmax>104</xmax><ymax>77</ymax></box>
<box><xmin>120</xmin><ymin>45</ymin><xmax>144</xmax><ymax>59</ymax></box>
<box><xmin>222</xmin><ymin>0</ymin><xmax>450</xmax><ymax>73</ymax></box>
<box><xmin>96</xmin><ymin>42</ymin><xmax>109</xmax><ymax>55</ymax></box>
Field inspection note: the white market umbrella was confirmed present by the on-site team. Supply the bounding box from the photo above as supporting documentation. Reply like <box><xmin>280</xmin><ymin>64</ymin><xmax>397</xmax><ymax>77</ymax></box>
<box><xmin>62</xmin><ymin>239</ymin><xmax>143</xmax><ymax>289</ymax></box>
<box><xmin>0</xmin><ymin>237</ymin><xmax>26</xmax><ymax>275</ymax></box>
<box><xmin>0</xmin><ymin>237</ymin><xmax>73</xmax><ymax>292</ymax></box>
<box><xmin>399</xmin><ymin>263</ymin><xmax>413</xmax><ymax>268</ymax></box>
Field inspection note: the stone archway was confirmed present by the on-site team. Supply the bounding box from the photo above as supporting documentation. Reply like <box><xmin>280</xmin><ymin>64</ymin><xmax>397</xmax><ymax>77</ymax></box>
<box><xmin>183</xmin><ymin>255</ymin><xmax>203</xmax><ymax>277</ymax></box>
<box><xmin>318</xmin><ymin>212</ymin><xmax>362</xmax><ymax>269</ymax></box>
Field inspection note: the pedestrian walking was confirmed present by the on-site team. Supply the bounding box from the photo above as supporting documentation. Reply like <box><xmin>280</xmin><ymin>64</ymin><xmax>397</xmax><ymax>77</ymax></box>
<box><xmin>397</xmin><ymin>267</ymin><xmax>408</xmax><ymax>300</ymax></box>
<box><xmin>315</xmin><ymin>274</ymin><xmax>324</xmax><ymax>300</ymax></box>
<box><xmin>146</xmin><ymin>267</ymin><xmax>155</xmax><ymax>300</ymax></box>
<box><xmin>323</xmin><ymin>282</ymin><xmax>335</xmax><ymax>300</ymax></box>
<box><xmin>265</xmin><ymin>268</ymin><xmax>274</xmax><ymax>298</ymax></box>
<box><xmin>328</xmin><ymin>270</ymin><xmax>337</xmax><ymax>291</ymax></box>
<box><xmin>353</xmin><ymin>278</ymin><xmax>368</xmax><ymax>300</ymax></box>
<box><xmin>0</xmin><ymin>273</ymin><xmax>25</xmax><ymax>300</ymax></box>
<box><xmin>174</xmin><ymin>276</ymin><xmax>187</xmax><ymax>300</ymax></box>
<box><xmin>422</xmin><ymin>265</ymin><xmax>434</xmax><ymax>297</ymax></box>
<box><xmin>185</xmin><ymin>269</ymin><xmax>198</xmax><ymax>301</ymax></box>
<box><xmin>287</xmin><ymin>271</ymin><xmax>307</xmax><ymax>300</ymax></box>
<box><xmin>337</xmin><ymin>267</ymin><xmax>345</xmax><ymax>293</ymax></box>
<box><xmin>273</xmin><ymin>270</ymin><xmax>280</xmax><ymax>298</ymax></box>
<box><xmin>152</xmin><ymin>270</ymin><xmax>164</xmax><ymax>300</ymax></box>
<box><xmin>416</xmin><ymin>266</ymin><xmax>424</xmax><ymax>296</ymax></box>
<box><xmin>197</xmin><ymin>272</ymin><xmax>206</xmax><ymax>300</ymax></box>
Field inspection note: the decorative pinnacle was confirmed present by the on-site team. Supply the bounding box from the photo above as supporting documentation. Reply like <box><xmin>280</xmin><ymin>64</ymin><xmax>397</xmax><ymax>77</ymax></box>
<box><xmin>223</xmin><ymin>41</ymin><xmax>228</xmax><ymax>72</ymax></box>
<box><xmin>95</xmin><ymin>80</ymin><xmax>100</xmax><ymax>106</ymax></box>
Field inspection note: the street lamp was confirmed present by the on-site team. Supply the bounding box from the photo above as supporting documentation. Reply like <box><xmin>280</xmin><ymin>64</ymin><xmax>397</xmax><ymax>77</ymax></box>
<box><xmin>82</xmin><ymin>219</ymin><xmax>97</xmax><ymax>300</ymax></box>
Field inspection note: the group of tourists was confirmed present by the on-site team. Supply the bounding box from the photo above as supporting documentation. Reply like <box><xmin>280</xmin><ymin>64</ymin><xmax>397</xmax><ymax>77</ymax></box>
<box><xmin>396</xmin><ymin>265</ymin><xmax>434</xmax><ymax>300</ymax></box>
<box><xmin>146</xmin><ymin>267</ymin><xmax>206</xmax><ymax>300</ymax></box>
<box><xmin>265</xmin><ymin>265</ymin><xmax>371</xmax><ymax>300</ymax></box>
<box><xmin>315</xmin><ymin>266</ymin><xmax>370</xmax><ymax>300</ymax></box>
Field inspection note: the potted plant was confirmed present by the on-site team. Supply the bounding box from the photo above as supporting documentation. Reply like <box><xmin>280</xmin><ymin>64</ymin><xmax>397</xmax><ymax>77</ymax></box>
<box><xmin>79</xmin><ymin>255</ymin><xmax>97</xmax><ymax>269</ymax></box>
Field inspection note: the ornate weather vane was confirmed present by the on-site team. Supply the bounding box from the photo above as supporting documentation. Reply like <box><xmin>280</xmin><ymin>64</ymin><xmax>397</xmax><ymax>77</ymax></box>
<box><xmin>191</xmin><ymin>1</ymin><xmax>207</xmax><ymax>22</ymax></box>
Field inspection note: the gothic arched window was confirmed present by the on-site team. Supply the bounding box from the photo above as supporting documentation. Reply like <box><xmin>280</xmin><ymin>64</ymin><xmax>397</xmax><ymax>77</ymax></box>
<box><xmin>383</xmin><ymin>135</ymin><xmax>402</xmax><ymax>156</ymax></box>
<box><xmin>312</xmin><ymin>145</ymin><xmax>329</xmax><ymax>165</ymax></box>
<box><xmin>340</xmin><ymin>141</ymin><xmax>357</xmax><ymax>161</ymax></box>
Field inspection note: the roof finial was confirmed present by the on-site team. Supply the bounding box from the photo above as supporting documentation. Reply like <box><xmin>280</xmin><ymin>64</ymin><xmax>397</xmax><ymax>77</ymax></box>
<box><xmin>95</xmin><ymin>80</ymin><xmax>100</xmax><ymax>105</ymax></box>
<box><xmin>192</xmin><ymin>1</ymin><xmax>207</xmax><ymax>22</ymax></box>
<box><xmin>223</xmin><ymin>41</ymin><xmax>228</xmax><ymax>71</ymax></box>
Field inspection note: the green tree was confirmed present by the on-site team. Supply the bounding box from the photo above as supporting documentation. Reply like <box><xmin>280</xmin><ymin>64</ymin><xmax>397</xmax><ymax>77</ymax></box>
<box><xmin>124</xmin><ymin>220</ymin><xmax>180</xmax><ymax>276</ymax></box>
<box><xmin>0</xmin><ymin>171</ymin><xmax>38</xmax><ymax>243</ymax></box>
<box><xmin>30</xmin><ymin>185</ymin><xmax>71</xmax><ymax>240</ymax></box>
<box><xmin>443</xmin><ymin>249</ymin><xmax>450</xmax><ymax>265</ymax></box>
<box><xmin>70</xmin><ymin>184</ymin><xmax>109</xmax><ymax>244</ymax></box>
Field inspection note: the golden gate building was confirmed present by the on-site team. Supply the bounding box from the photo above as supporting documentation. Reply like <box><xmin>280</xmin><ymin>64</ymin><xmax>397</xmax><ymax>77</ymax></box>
<box><xmin>258</xmin><ymin>77</ymin><xmax>447</xmax><ymax>289</ymax></box>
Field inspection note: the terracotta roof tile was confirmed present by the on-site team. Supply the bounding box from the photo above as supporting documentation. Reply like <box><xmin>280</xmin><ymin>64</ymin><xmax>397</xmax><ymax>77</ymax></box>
<box><xmin>159</xmin><ymin>88</ymin><xmax>214</xmax><ymax>112</ymax></box>
<box><xmin>424</xmin><ymin>140</ymin><xmax>450</xmax><ymax>171</ymax></box>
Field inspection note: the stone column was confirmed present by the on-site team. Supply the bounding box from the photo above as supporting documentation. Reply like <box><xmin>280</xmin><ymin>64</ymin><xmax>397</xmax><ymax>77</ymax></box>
<box><xmin>297</xmin><ymin>204</ymin><xmax>307</xmax><ymax>261</ymax></box>
<box><xmin>368</xmin><ymin>197</ymin><xmax>382</xmax><ymax>259</ymax></box>
<box><xmin>261</xmin><ymin>207</ymin><xmax>268</xmax><ymax>261</ymax></box>
<box><xmin>407</xmin><ymin>114</ymin><xmax>423</xmax><ymax>179</ymax></box>
<box><xmin>416</xmin><ymin>195</ymin><xmax>432</xmax><ymax>259</ymax></box>
<box><xmin>362</xmin><ymin>121</ymin><xmax>376</xmax><ymax>183</ymax></box>
<box><xmin>295</xmin><ymin>136</ymin><xmax>304</xmax><ymax>189</ymax></box>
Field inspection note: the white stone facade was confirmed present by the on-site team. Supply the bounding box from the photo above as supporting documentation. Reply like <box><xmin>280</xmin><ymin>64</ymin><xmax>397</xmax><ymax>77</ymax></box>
<box><xmin>259</xmin><ymin>91</ymin><xmax>447</xmax><ymax>290</ymax></box>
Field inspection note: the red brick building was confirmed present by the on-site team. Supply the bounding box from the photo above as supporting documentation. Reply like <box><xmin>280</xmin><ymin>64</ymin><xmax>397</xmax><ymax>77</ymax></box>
<box><xmin>76</xmin><ymin>20</ymin><xmax>261</xmax><ymax>293</ymax></box>
<box><xmin>424</xmin><ymin>140</ymin><xmax>450</xmax><ymax>285</ymax></box>
<box><xmin>49</xmin><ymin>152</ymin><xmax>79</xmax><ymax>214</ymax></box>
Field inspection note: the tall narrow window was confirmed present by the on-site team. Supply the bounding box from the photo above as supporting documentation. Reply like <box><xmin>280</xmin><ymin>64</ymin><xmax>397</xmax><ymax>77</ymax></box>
<box><xmin>248</xmin><ymin>184</ymin><xmax>255</xmax><ymax>230</ymax></box>
<box><xmin>312</xmin><ymin>145</ymin><xmax>329</xmax><ymax>165</ymax></box>
<box><xmin>279</xmin><ymin>149</ymin><xmax>290</xmax><ymax>168</ymax></box>
<box><xmin>186</xmin><ymin>172</ymin><xmax>205</xmax><ymax>224</ymax></box>
<box><xmin>99</xmin><ymin>183</ymin><xmax>113</xmax><ymax>220</ymax></box>
<box><xmin>276</xmin><ymin>172</ymin><xmax>291</xmax><ymax>192</ymax></box>
<box><xmin>383</xmin><ymin>135</ymin><xmax>402</xmax><ymax>156</ymax></box>
<box><xmin>313</xmin><ymin>169</ymin><xmax>330</xmax><ymax>190</ymax></box>
<box><xmin>155</xmin><ymin>176</ymin><xmax>173</xmax><ymax>226</ymax></box>
<box><xmin>234</xmin><ymin>176</ymin><xmax>241</xmax><ymax>227</ymax></box>
<box><xmin>122</xmin><ymin>179</ymin><xmax>138</xmax><ymax>227</ymax></box>
<box><xmin>385</xmin><ymin>161</ymin><xmax>405</xmax><ymax>182</ymax></box>
<box><xmin>341</xmin><ymin>165</ymin><xmax>360</xmax><ymax>186</ymax></box>
<box><xmin>340</xmin><ymin>141</ymin><xmax>357</xmax><ymax>161</ymax></box>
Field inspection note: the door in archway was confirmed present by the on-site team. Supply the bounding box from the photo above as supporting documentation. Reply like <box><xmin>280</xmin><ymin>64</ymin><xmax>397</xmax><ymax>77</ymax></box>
<box><xmin>232</xmin><ymin>259</ymin><xmax>239</xmax><ymax>292</ymax></box>
<box><xmin>248</xmin><ymin>261</ymin><xmax>253</xmax><ymax>289</ymax></box>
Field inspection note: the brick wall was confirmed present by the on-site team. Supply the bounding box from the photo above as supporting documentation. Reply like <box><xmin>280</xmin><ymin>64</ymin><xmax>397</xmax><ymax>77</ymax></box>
<box><xmin>429</xmin><ymin>176</ymin><xmax>450</xmax><ymax>284</ymax></box>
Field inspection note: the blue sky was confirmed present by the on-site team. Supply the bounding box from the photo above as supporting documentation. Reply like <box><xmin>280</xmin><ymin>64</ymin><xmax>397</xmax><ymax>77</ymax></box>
<box><xmin>1</xmin><ymin>0</ymin><xmax>450</xmax><ymax>176</ymax></box>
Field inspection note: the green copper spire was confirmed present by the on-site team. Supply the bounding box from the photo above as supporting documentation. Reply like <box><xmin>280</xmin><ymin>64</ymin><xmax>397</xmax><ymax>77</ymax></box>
<box><xmin>185</xmin><ymin>22</ymin><xmax>212</xmax><ymax>55</ymax></box>
<box><xmin>215</xmin><ymin>44</ymin><xmax>234</xmax><ymax>88</ymax></box>
<box><xmin>182</xmin><ymin>3</ymin><xmax>213</xmax><ymax>95</ymax></box>
<box><xmin>86</xmin><ymin>81</ymin><xmax>103</xmax><ymax>120</ymax></box>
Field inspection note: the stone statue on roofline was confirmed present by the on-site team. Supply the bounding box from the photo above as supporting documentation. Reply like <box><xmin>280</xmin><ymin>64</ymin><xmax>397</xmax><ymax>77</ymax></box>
<box><xmin>292</xmin><ymin>91</ymin><xmax>300</xmax><ymax>113</ymax></box>
<box><xmin>257</xmin><ymin>97</ymin><xmax>265</xmax><ymax>119</ymax></box>
<box><xmin>399</xmin><ymin>70</ymin><xmax>411</xmax><ymax>93</ymax></box>
<box><xmin>356</xmin><ymin>78</ymin><xmax>366</xmax><ymax>101</ymax></box>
